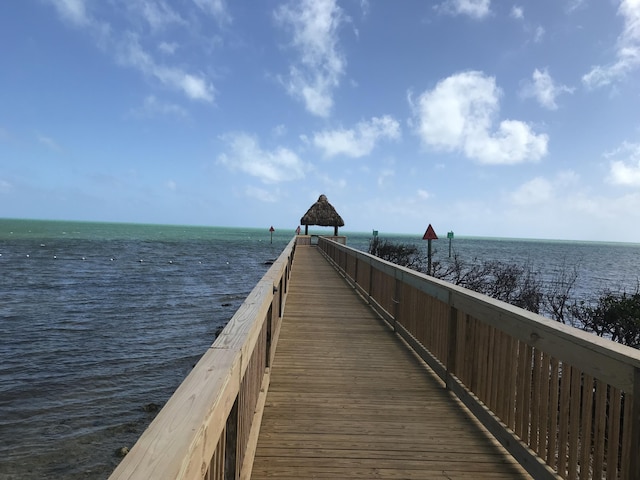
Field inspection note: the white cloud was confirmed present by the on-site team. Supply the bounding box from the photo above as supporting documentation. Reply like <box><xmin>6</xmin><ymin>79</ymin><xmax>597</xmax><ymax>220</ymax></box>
<box><xmin>272</xmin><ymin>124</ymin><xmax>287</xmax><ymax>137</ymax></box>
<box><xmin>521</xmin><ymin>68</ymin><xmax>574</xmax><ymax>110</ymax></box>
<box><xmin>566</xmin><ymin>0</ymin><xmax>586</xmax><ymax>13</ymax></box>
<box><xmin>131</xmin><ymin>95</ymin><xmax>189</xmax><ymax>118</ymax></box>
<box><xmin>132</xmin><ymin>0</ymin><xmax>186</xmax><ymax>30</ymax></box>
<box><xmin>510</xmin><ymin>6</ymin><xmax>524</xmax><ymax>20</ymax></box>
<box><xmin>534</xmin><ymin>25</ymin><xmax>545</xmax><ymax>43</ymax></box>
<box><xmin>436</xmin><ymin>0</ymin><xmax>491</xmax><ymax>19</ymax></box>
<box><xmin>417</xmin><ymin>189</ymin><xmax>431</xmax><ymax>200</ymax></box>
<box><xmin>193</xmin><ymin>0</ymin><xmax>231</xmax><ymax>23</ymax></box>
<box><xmin>274</xmin><ymin>0</ymin><xmax>346</xmax><ymax>117</ymax></box>
<box><xmin>313</xmin><ymin>115</ymin><xmax>401</xmax><ymax>158</ymax></box>
<box><xmin>37</xmin><ymin>134</ymin><xmax>63</xmax><ymax>152</ymax></box>
<box><xmin>583</xmin><ymin>0</ymin><xmax>640</xmax><ymax>88</ymax></box>
<box><xmin>377</xmin><ymin>169</ymin><xmax>395</xmax><ymax>186</ymax></box>
<box><xmin>48</xmin><ymin>0</ymin><xmax>89</xmax><ymax>26</ymax></box>
<box><xmin>606</xmin><ymin>141</ymin><xmax>640</xmax><ymax>186</ymax></box>
<box><xmin>166</xmin><ymin>180</ymin><xmax>177</xmax><ymax>191</ymax></box>
<box><xmin>510</xmin><ymin>171</ymin><xmax>579</xmax><ymax>206</ymax></box>
<box><xmin>118</xmin><ymin>34</ymin><xmax>214</xmax><ymax>102</ymax></box>
<box><xmin>48</xmin><ymin>1</ymin><xmax>215</xmax><ymax>103</ymax></box>
<box><xmin>158</xmin><ymin>42</ymin><xmax>178</xmax><ymax>55</ymax></box>
<box><xmin>218</xmin><ymin>133</ymin><xmax>306</xmax><ymax>183</ymax></box>
<box><xmin>410</xmin><ymin>71</ymin><xmax>548</xmax><ymax>165</ymax></box>
<box><xmin>511</xmin><ymin>177</ymin><xmax>553</xmax><ymax>205</ymax></box>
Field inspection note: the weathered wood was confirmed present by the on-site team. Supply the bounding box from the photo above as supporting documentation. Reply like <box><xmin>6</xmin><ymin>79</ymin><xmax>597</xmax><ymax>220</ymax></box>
<box><xmin>252</xmin><ymin>246</ymin><xmax>531</xmax><ymax>479</ymax></box>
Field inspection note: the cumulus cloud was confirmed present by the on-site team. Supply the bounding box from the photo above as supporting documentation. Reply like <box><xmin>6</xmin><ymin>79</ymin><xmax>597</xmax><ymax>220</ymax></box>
<box><xmin>218</xmin><ymin>133</ymin><xmax>306</xmax><ymax>183</ymax></box>
<box><xmin>313</xmin><ymin>115</ymin><xmax>401</xmax><ymax>158</ymax></box>
<box><xmin>583</xmin><ymin>0</ymin><xmax>640</xmax><ymax>88</ymax></box>
<box><xmin>606</xmin><ymin>141</ymin><xmax>640</xmax><ymax>186</ymax></box>
<box><xmin>436</xmin><ymin>0</ymin><xmax>491</xmax><ymax>19</ymax></box>
<box><xmin>274</xmin><ymin>0</ymin><xmax>346</xmax><ymax>117</ymax></box>
<box><xmin>521</xmin><ymin>68</ymin><xmax>574</xmax><ymax>110</ymax></box>
<box><xmin>410</xmin><ymin>71</ymin><xmax>548</xmax><ymax>164</ymax></box>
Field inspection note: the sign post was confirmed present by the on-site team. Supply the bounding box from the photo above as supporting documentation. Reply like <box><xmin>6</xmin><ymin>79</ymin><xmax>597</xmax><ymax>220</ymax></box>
<box><xmin>422</xmin><ymin>224</ymin><xmax>438</xmax><ymax>275</ymax></box>
<box><xmin>269</xmin><ymin>226</ymin><xmax>275</xmax><ymax>244</ymax></box>
<box><xmin>447</xmin><ymin>231</ymin><xmax>454</xmax><ymax>257</ymax></box>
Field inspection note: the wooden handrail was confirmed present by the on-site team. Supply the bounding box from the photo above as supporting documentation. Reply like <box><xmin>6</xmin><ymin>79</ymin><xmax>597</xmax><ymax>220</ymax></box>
<box><xmin>108</xmin><ymin>236</ymin><xmax>297</xmax><ymax>480</ymax></box>
<box><xmin>319</xmin><ymin>237</ymin><xmax>640</xmax><ymax>480</ymax></box>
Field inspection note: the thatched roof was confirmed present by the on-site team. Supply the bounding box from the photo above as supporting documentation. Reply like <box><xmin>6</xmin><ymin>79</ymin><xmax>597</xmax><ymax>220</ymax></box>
<box><xmin>300</xmin><ymin>194</ymin><xmax>344</xmax><ymax>227</ymax></box>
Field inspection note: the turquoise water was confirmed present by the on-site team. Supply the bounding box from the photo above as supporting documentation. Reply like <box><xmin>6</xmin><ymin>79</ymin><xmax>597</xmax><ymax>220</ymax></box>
<box><xmin>1</xmin><ymin>219</ymin><xmax>639</xmax><ymax>479</ymax></box>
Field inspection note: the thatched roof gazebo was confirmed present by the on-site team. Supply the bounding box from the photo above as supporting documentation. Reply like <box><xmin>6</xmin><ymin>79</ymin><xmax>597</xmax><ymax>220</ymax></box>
<box><xmin>300</xmin><ymin>194</ymin><xmax>344</xmax><ymax>236</ymax></box>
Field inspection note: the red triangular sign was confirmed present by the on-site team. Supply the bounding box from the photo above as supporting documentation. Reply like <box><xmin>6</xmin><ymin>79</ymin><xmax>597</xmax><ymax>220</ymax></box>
<box><xmin>269</xmin><ymin>226</ymin><xmax>275</xmax><ymax>232</ymax></box>
<box><xmin>423</xmin><ymin>224</ymin><xmax>438</xmax><ymax>240</ymax></box>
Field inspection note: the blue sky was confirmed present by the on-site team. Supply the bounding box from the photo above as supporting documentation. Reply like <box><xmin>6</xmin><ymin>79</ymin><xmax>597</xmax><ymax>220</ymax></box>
<box><xmin>1</xmin><ymin>0</ymin><xmax>640</xmax><ymax>241</ymax></box>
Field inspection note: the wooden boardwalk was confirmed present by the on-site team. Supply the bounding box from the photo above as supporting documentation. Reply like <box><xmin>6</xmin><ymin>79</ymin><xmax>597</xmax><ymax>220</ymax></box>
<box><xmin>250</xmin><ymin>246</ymin><xmax>531</xmax><ymax>480</ymax></box>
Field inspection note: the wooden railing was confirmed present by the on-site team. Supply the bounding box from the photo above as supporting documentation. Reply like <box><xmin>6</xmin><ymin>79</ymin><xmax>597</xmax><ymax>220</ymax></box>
<box><xmin>319</xmin><ymin>237</ymin><xmax>640</xmax><ymax>480</ymax></box>
<box><xmin>109</xmin><ymin>236</ymin><xmax>296</xmax><ymax>480</ymax></box>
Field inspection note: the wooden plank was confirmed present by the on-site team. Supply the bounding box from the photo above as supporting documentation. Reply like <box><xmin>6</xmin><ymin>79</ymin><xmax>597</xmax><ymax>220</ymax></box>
<box><xmin>547</xmin><ymin>357</ymin><xmax>560</xmax><ymax>469</ymax></box>
<box><xmin>252</xmin><ymin>246</ymin><xmax>532</xmax><ymax>480</ymax></box>
<box><xmin>539</xmin><ymin>352</ymin><xmax>551</xmax><ymax>461</ymax></box>
<box><xmin>579</xmin><ymin>374</ymin><xmax>594</xmax><ymax>480</ymax></box>
<box><xmin>606</xmin><ymin>387</ymin><xmax>621</xmax><ymax>480</ymax></box>
<box><xmin>557</xmin><ymin>363</ymin><xmax>572</xmax><ymax>477</ymax></box>
<box><xmin>568</xmin><ymin>366</ymin><xmax>582</xmax><ymax>480</ymax></box>
<box><xmin>593</xmin><ymin>379</ymin><xmax>608</xmax><ymax>478</ymax></box>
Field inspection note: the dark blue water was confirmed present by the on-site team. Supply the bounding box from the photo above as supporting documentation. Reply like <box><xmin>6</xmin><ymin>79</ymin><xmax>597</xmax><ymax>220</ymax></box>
<box><xmin>1</xmin><ymin>220</ymin><xmax>639</xmax><ymax>479</ymax></box>
<box><xmin>0</xmin><ymin>220</ymin><xmax>290</xmax><ymax>479</ymax></box>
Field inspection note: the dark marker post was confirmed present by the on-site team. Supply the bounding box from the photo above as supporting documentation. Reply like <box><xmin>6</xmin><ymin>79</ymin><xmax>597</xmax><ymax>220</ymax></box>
<box><xmin>269</xmin><ymin>226</ymin><xmax>275</xmax><ymax>244</ymax></box>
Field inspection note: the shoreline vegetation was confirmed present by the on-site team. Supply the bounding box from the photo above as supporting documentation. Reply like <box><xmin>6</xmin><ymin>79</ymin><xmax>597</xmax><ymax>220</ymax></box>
<box><xmin>369</xmin><ymin>236</ymin><xmax>640</xmax><ymax>349</ymax></box>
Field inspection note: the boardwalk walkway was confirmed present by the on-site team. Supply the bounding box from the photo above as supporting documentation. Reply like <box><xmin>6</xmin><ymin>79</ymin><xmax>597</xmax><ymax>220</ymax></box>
<box><xmin>250</xmin><ymin>246</ymin><xmax>531</xmax><ymax>479</ymax></box>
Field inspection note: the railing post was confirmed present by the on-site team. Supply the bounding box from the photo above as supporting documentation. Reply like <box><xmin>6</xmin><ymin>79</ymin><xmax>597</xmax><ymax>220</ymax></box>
<box><xmin>224</xmin><ymin>397</ymin><xmax>239</xmax><ymax>480</ymax></box>
<box><xmin>354</xmin><ymin>256</ymin><xmax>359</xmax><ymax>286</ymax></box>
<box><xmin>629</xmin><ymin>367</ymin><xmax>640</xmax><ymax>480</ymax></box>
<box><xmin>446</xmin><ymin>294</ymin><xmax>458</xmax><ymax>390</ymax></box>
<box><xmin>392</xmin><ymin>274</ymin><xmax>401</xmax><ymax>332</ymax></box>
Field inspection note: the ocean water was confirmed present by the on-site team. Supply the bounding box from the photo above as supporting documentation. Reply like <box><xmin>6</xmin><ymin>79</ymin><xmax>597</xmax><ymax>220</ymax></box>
<box><xmin>1</xmin><ymin>220</ymin><xmax>639</xmax><ymax>479</ymax></box>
